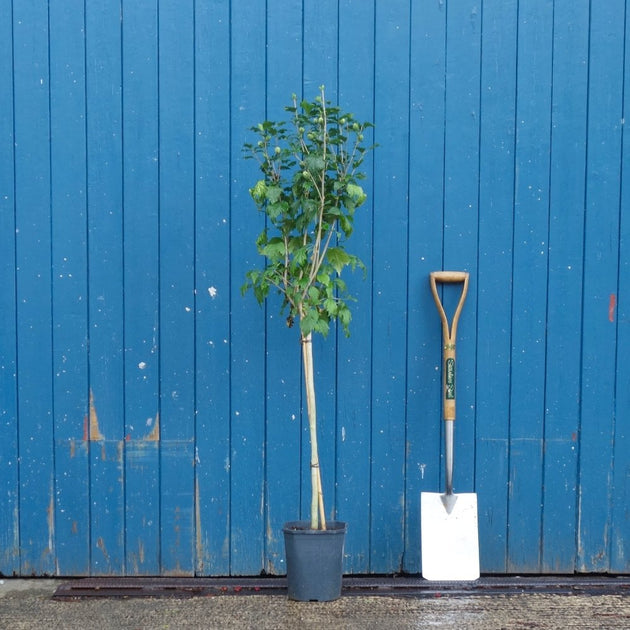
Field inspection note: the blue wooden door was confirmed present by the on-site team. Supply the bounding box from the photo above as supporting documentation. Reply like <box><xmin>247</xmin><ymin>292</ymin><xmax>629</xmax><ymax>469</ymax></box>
<box><xmin>1</xmin><ymin>0</ymin><xmax>629</xmax><ymax>576</ymax></box>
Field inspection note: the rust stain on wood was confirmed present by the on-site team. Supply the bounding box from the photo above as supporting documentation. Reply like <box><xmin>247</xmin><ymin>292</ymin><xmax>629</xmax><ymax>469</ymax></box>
<box><xmin>85</xmin><ymin>389</ymin><xmax>105</xmax><ymax>441</ymax></box>
<box><xmin>47</xmin><ymin>485</ymin><xmax>55</xmax><ymax>554</ymax></box>
<box><xmin>146</xmin><ymin>412</ymin><xmax>160</xmax><ymax>441</ymax></box>
<box><xmin>96</xmin><ymin>537</ymin><xmax>110</xmax><ymax>564</ymax></box>
<box><xmin>609</xmin><ymin>293</ymin><xmax>617</xmax><ymax>322</ymax></box>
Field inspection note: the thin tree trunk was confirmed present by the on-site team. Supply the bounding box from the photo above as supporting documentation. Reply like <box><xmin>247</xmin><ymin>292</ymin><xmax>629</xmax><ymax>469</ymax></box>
<box><xmin>301</xmin><ymin>332</ymin><xmax>326</xmax><ymax>530</ymax></box>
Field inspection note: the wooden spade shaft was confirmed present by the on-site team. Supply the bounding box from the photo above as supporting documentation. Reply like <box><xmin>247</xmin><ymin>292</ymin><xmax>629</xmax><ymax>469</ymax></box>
<box><xmin>429</xmin><ymin>271</ymin><xmax>469</xmax><ymax>500</ymax></box>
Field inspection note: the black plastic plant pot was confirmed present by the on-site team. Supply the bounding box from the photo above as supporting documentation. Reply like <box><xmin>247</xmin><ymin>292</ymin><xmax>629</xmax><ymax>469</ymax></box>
<box><xmin>283</xmin><ymin>520</ymin><xmax>347</xmax><ymax>602</ymax></box>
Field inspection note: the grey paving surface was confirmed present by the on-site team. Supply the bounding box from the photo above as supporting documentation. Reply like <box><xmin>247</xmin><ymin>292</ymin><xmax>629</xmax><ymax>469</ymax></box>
<box><xmin>1</xmin><ymin>578</ymin><xmax>630</xmax><ymax>629</ymax></box>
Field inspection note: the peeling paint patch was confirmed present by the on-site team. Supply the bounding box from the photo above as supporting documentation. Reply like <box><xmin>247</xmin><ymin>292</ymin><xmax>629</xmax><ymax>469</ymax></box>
<box><xmin>195</xmin><ymin>478</ymin><xmax>204</xmax><ymax>573</ymax></box>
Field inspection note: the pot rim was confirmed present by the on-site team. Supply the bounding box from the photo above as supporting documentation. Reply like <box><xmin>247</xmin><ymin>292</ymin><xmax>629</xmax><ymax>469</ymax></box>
<box><xmin>283</xmin><ymin>520</ymin><xmax>347</xmax><ymax>534</ymax></box>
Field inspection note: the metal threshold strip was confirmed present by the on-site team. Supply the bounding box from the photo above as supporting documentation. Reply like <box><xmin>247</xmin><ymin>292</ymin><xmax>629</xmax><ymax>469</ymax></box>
<box><xmin>52</xmin><ymin>575</ymin><xmax>630</xmax><ymax>600</ymax></box>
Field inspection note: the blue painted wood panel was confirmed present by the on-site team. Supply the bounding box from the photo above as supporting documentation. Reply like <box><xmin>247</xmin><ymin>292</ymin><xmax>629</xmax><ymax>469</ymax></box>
<box><xmin>228</xmin><ymin>0</ymin><xmax>267</xmax><ymax>576</ymax></box>
<box><xmin>612</xmin><ymin>8</ymin><xmax>630</xmax><ymax>573</ymax></box>
<box><xmin>0</xmin><ymin>0</ymin><xmax>19</xmax><ymax>576</ymax></box>
<box><xmin>579</xmin><ymin>0</ymin><xmax>626</xmax><ymax>573</ymax></box>
<box><xmin>122</xmin><ymin>0</ymin><xmax>160</xmax><ymax>576</ymax></box>
<box><xmin>405</xmin><ymin>0</ymin><xmax>448</xmax><ymax>576</ymax></box>
<box><xmin>337</xmin><ymin>0</ymin><xmax>376</xmax><ymax>575</ymax></box>
<box><xmin>194</xmin><ymin>0</ymin><xmax>232</xmax><ymax>577</ymax></box>
<box><xmin>263</xmin><ymin>0</ymin><xmax>304</xmax><ymax>575</ymax></box>
<box><xmin>85</xmin><ymin>0</ymin><xmax>126</xmax><ymax>575</ymax></box>
<box><xmin>13</xmin><ymin>0</ymin><xmax>56</xmax><ymax>575</ymax></box>
<box><xmin>542</xmin><ymin>0</ymin><xmax>589</xmax><ymax>573</ymax></box>
<box><xmin>508</xmin><ymin>0</ymin><xmax>554</xmax><ymax>572</ymax></box>
<box><xmin>475</xmin><ymin>0</ymin><xmax>518</xmax><ymax>573</ymax></box>
<box><xmin>49</xmin><ymin>0</ymin><xmax>90</xmax><ymax>576</ymax></box>
<box><xmin>1</xmin><ymin>0</ymin><xmax>630</xmax><ymax>576</ymax></box>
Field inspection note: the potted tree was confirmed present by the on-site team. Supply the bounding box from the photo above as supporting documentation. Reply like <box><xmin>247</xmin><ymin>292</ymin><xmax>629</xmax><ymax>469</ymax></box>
<box><xmin>242</xmin><ymin>86</ymin><xmax>374</xmax><ymax>601</ymax></box>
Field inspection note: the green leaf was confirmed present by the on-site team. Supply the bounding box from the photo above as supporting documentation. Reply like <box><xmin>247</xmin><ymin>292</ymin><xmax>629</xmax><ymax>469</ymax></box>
<box><xmin>323</xmin><ymin>298</ymin><xmax>338</xmax><ymax>316</ymax></box>
<box><xmin>250</xmin><ymin>180</ymin><xmax>267</xmax><ymax>203</ymax></box>
<box><xmin>304</xmin><ymin>155</ymin><xmax>325</xmax><ymax>172</ymax></box>
<box><xmin>326</xmin><ymin>247</ymin><xmax>352</xmax><ymax>274</ymax></box>
<box><xmin>289</xmin><ymin>246</ymin><xmax>308</xmax><ymax>270</ymax></box>
<box><xmin>338</xmin><ymin>305</ymin><xmax>352</xmax><ymax>336</ymax></box>
<box><xmin>308</xmin><ymin>286</ymin><xmax>320</xmax><ymax>302</ymax></box>
<box><xmin>346</xmin><ymin>183</ymin><xmax>367</xmax><ymax>207</ymax></box>
<box><xmin>261</xmin><ymin>237</ymin><xmax>286</xmax><ymax>261</ymax></box>
<box><xmin>267</xmin><ymin>201</ymin><xmax>288</xmax><ymax>221</ymax></box>
<box><xmin>339</xmin><ymin>215</ymin><xmax>353</xmax><ymax>237</ymax></box>
<box><xmin>313</xmin><ymin>316</ymin><xmax>330</xmax><ymax>337</ymax></box>
<box><xmin>300</xmin><ymin>308</ymin><xmax>319</xmax><ymax>335</ymax></box>
<box><xmin>265</xmin><ymin>185</ymin><xmax>282</xmax><ymax>203</ymax></box>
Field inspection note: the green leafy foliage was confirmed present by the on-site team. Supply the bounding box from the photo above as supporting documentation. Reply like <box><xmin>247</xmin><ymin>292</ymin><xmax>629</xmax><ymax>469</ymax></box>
<box><xmin>242</xmin><ymin>86</ymin><xmax>375</xmax><ymax>338</ymax></box>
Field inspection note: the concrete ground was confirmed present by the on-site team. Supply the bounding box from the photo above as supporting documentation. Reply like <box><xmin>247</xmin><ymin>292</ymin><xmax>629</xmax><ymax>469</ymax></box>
<box><xmin>1</xmin><ymin>578</ymin><xmax>630</xmax><ymax>629</ymax></box>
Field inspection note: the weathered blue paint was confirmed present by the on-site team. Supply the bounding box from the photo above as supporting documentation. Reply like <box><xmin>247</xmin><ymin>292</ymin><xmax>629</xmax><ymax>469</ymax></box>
<box><xmin>85</xmin><ymin>0</ymin><xmax>126</xmax><ymax>576</ymax></box>
<box><xmin>336</xmin><ymin>0</ymin><xmax>376</xmax><ymax>576</ymax></box>
<box><xmin>508</xmin><ymin>0</ymin><xmax>554</xmax><ymax>573</ymax></box>
<box><xmin>1</xmin><ymin>0</ymin><xmax>630</xmax><ymax>576</ymax></box>
<box><xmin>193</xmin><ymin>0</ymin><xmax>232</xmax><ymax>578</ymax></box>
<box><xmin>122</xmin><ymin>0</ymin><xmax>160</xmax><ymax>577</ymax></box>
<box><xmin>474</xmin><ymin>0</ymin><xmax>518</xmax><ymax>574</ymax></box>
<box><xmin>13</xmin><ymin>0</ymin><xmax>56</xmax><ymax>576</ymax></box>
<box><xmin>369</xmin><ymin>0</ymin><xmax>410</xmax><ymax>575</ymax></box>
<box><xmin>579</xmin><ymin>0</ymin><xmax>627</xmax><ymax>573</ymax></box>
<box><xmin>405</xmin><ymin>0</ymin><xmax>448</xmax><ymax>576</ymax></box>
<box><xmin>541</xmin><ymin>0</ymin><xmax>589</xmax><ymax>574</ymax></box>
<box><xmin>263</xmin><ymin>0</ymin><xmax>305</xmax><ymax>576</ymax></box>
<box><xmin>50</xmin><ymin>0</ymin><xmax>90</xmax><ymax>576</ymax></box>
<box><xmin>228</xmin><ymin>0</ymin><xmax>267</xmax><ymax>576</ymax></box>
<box><xmin>611</xmin><ymin>6</ymin><xmax>630</xmax><ymax>574</ymax></box>
<box><xmin>0</xmin><ymin>0</ymin><xmax>19</xmax><ymax>577</ymax></box>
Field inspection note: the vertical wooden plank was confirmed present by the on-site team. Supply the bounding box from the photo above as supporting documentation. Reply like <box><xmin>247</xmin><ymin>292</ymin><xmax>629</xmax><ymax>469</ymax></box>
<box><xmin>158</xmin><ymin>0</ymin><xmax>196</xmax><ymax>575</ymax></box>
<box><xmin>194</xmin><ymin>0</ymin><xmax>232</xmax><ymax>576</ymax></box>
<box><xmin>370</xmin><ymin>0</ymin><xmax>410</xmax><ymax>574</ymax></box>
<box><xmin>122</xmin><ymin>0</ymin><xmax>160</xmax><ymax>576</ymax></box>
<box><xmin>85</xmin><ymin>0</ymin><xmax>125</xmax><ymax>575</ymax></box>
<box><xmin>406</xmin><ymin>0</ymin><xmax>446</xmax><ymax>575</ymax></box>
<box><xmin>49</xmin><ymin>0</ymin><xmax>90</xmax><ymax>576</ymax></box>
<box><xmin>262</xmin><ymin>0</ymin><xmax>304</xmax><ymax>575</ymax></box>
<box><xmin>475</xmin><ymin>0</ymin><xmax>517</xmax><ymax>574</ymax></box>
<box><xmin>301</xmin><ymin>0</ymin><xmax>339</xmax><ymax>532</ymax></box>
<box><xmin>229</xmin><ymin>0</ymin><xmax>266</xmax><ymax>575</ymax></box>
<box><xmin>541</xmin><ymin>0</ymin><xmax>589</xmax><ymax>574</ymax></box>
<box><xmin>0</xmin><ymin>0</ymin><xmax>20</xmax><ymax>576</ymax></box>
<box><xmin>337</xmin><ymin>0</ymin><xmax>375</xmax><ymax>575</ymax></box>
<box><xmin>507</xmin><ymin>0</ymin><xmax>553</xmax><ymax>573</ymax></box>
<box><xmin>578</xmin><ymin>0</ymin><xmax>625</xmax><ymax>573</ymax></box>
<box><xmin>611</xmin><ymin>5</ymin><xmax>630</xmax><ymax>574</ymax></box>
<box><xmin>442</xmin><ymin>0</ymin><xmax>481</xmax><ymax>495</ymax></box>
<box><xmin>13</xmin><ymin>0</ymin><xmax>56</xmax><ymax>575</ymax></box>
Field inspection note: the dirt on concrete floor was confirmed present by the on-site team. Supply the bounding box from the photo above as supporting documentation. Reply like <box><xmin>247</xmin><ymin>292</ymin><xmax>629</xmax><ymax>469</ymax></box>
<box><xmin>1</xmin><ymin>579</ymin><xmax>630</xmax><ymax>630</ymax></box>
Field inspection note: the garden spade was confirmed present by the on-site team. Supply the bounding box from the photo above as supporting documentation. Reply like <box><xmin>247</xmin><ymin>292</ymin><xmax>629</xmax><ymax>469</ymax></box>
<box><xmin>421</xmin><ymin>271</ymin><xmax>479</xmax><ymax>581</ymax></box>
